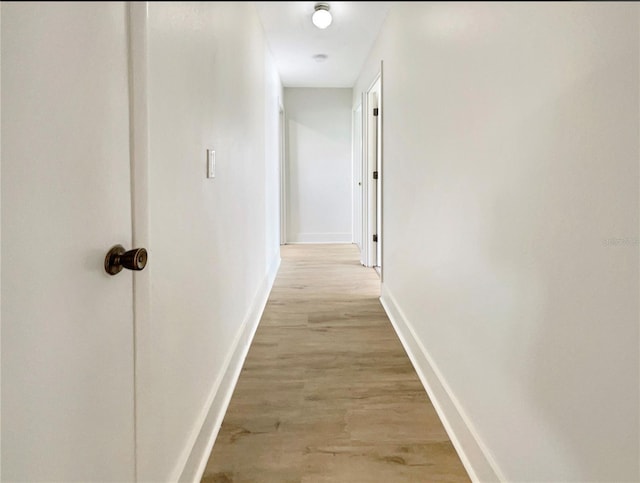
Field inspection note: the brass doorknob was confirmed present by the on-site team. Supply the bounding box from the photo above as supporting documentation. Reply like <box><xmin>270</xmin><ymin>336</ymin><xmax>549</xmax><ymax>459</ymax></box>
<box><xmin>105</xmin><ymin>245</ymin><xmax>148</xmax><ymax>275</ymax></box>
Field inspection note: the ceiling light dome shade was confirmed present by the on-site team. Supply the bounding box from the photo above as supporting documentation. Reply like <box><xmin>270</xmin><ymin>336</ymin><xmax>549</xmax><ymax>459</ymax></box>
<box><xmin>312</xmin><ymin>4</ymin><xmax>332</xmax><ymax>29</ymax></box>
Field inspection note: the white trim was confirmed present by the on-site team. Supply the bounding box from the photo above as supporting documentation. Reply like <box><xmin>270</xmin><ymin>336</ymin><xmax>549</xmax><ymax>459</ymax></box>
<box><xmin>351</xmin><ymin>107</ymin><xmax>355</xmax><ymax>245</ymax></box>
<box><xmin>360</xmin><ymin>91</ymin><xmax>367</xmax><ymax>266</ymax></box>
<box><xmin>176</xmin><ymin>253</ymin><xmax>281</xmax><ymax>483</ymax></box>
<box><xmin>380</xmin><ymin>284</ymin><xmax>505</xmax><ymax>483</ymax></box>
<box><xmin>287</xmin><ymin>233</ymin><xmax>352</xmax><ymax>244</ymax></box>
<box><xmin>127</xmin><ymin>4</ymin><xmax>150</xmax><ymax>480</ymax></box>
<box><xmin>286</xmin><ymin>241</ymin><xmax>355</xmax><ymax>246</ymax></box>
<box><xmin>377</xmin><ymin>61</ymin><xmax>384</xmax><ymax>282</ymax></box>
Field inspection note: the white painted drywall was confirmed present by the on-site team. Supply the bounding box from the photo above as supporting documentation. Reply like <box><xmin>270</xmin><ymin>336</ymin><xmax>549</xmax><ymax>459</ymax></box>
<box><xmin>138</xmin><ymin>3</ymin><xmax>282</xmax><ymax>481</ymax></box>
<box><xmin>266</xmin><ymin>52</ymin><xmax>283</xmax><ymax>258</ymax></box>
<box><xmin>356</xmin><ymin>3</ymin><xmax>639</xmax><ymax>482</ymax></box>
<box><xmin>285</xmin><ymin>88</ymin><xmax>352</xmax><ymax>243</ymax></box>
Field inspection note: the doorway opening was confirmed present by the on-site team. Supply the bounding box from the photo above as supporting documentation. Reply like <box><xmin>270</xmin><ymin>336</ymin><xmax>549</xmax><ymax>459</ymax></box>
<box><xmin>359</xmin><ymin>71</ymin><xmax>382</xmax><ymax>277</ymax></box>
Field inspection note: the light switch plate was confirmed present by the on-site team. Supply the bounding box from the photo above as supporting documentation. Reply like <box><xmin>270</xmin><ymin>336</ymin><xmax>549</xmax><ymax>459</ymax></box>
<box><xmin>207</xmin><ymin>149</ymin><xmax>215</xmax><ymax>178</ymax></box>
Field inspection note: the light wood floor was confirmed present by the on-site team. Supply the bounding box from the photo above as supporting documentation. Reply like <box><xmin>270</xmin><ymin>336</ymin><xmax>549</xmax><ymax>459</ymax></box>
<box><xmin>202</xmin><ymin>244</ymin><xmax>470</xmax><ymax>483</ymax></box>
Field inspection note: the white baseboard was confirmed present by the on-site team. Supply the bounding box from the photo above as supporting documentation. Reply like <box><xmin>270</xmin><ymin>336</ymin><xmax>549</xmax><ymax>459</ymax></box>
<box><xmin>287</xmin><ymin>232</ymin><xmax>352</xmax><ymax>243</ymax></box>
<box><xmin>380</xmin><ymin>284</ymin><xmax>504</xmax><ymax>483</ymax></box>
<box><xmin>176</xmin><ymin>253</ymin><xmax>281</xmax><ymax>483</ymax></box>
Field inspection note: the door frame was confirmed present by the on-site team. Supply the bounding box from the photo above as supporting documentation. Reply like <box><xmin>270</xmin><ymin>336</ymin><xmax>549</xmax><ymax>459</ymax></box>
<box><xmin>374</xmin><ymin>71</ymin><xmax>383</xmax><ymax>275</ymax></box>
<box><xmin>362</xmin><ymin>71</ymin><xmax>382</xmax><ymax>271</ymax></box>
<box><xmin>128</xmin><ymin>3</ymin><xmax>151</xmax><ymax>481</ymax></box>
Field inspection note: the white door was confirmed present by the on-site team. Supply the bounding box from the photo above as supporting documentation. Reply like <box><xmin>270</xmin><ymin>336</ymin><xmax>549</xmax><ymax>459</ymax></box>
<box><xmin>363</xmin><ymin>75</ymin><xmax>381</xmax><ymax>268</ymax></box>
<box><xmin>2</xmin><ymin>3</ymin><xmax>136</xmax><ymax>481</ymax></box>
<box><xmin>353</xmin><ymin>104</ymin><xmax>363</xmax><ymax>251</ymax></box>
<box><xmin>374</xmin><ymin>83</ymin><xmax>383</xmax><ymax>272</ymax></box>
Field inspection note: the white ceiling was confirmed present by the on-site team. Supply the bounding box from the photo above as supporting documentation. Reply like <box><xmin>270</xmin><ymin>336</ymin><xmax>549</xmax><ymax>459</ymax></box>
<box><xmin>254</xmin><ymin>2</ymin><xmax>392</xmax><ymax>88</ymax></box>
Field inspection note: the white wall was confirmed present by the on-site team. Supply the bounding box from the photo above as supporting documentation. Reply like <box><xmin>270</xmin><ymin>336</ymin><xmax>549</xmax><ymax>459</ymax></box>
<box><xmin>356</xmin><ymin>3</ymin><xmax>639</xmax><ymax>482</ymax></box>
<box><xmin>285</xmin><ymin>88</ymin><xmax>352</xmax><ymax>243</ymax></box>
<box><xmin>265</xmin><ymin>49</ymin><xmax>283</xmax><ymax>257</ymax></box>
<box><xmin>139</xmin><ymin>3</ymin><xmax>282</xmax><ymax>481</ymax></box>
<box><xmin>0</xmin><ymin>3</ymin><xmax>280</xmax><ymax>481</ymax></box>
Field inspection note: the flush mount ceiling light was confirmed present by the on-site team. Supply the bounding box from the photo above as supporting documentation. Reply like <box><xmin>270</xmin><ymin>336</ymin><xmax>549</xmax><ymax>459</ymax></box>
<box><xmin>313</xmin><ymin>53</ymin><xmax>329</xmax><ymax>63</ymax></box>
<box><xmin>312</xmin><ymin>3</ymin><xmax>332</xmax><ymax>29</ymax></box>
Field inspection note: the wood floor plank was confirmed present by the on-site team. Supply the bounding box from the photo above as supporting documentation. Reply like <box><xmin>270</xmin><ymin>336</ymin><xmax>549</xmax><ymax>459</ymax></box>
<box><xmin>202</xmin><ymin>244</ymin><xmax>470</xmax><ymax>483</ymax></box>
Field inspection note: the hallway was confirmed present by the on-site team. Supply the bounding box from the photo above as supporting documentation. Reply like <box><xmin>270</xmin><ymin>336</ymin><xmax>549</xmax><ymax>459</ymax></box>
<box><xmin>202</xmin><ymin>244</ymin><xmax>469</xmax><ymax>482</ymax></box>
<box><xmin>2</xmin><ymin>3</ymin><xmax>638</xmax><ymax>481</ymax></box>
